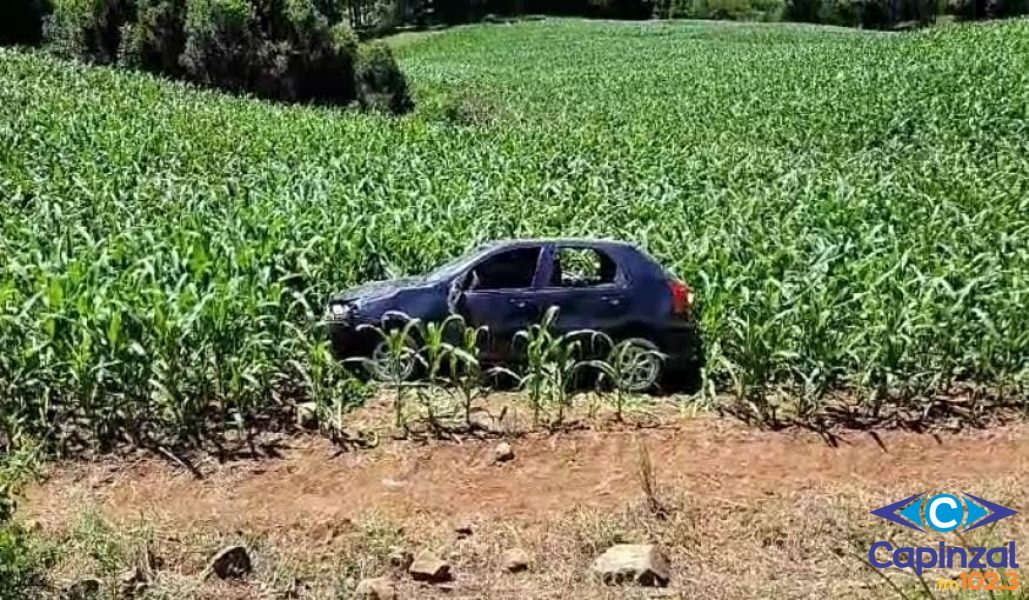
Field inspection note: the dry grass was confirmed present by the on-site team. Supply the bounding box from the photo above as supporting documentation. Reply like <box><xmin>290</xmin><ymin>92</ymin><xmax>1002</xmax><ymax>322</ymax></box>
<box><xmin>24</xmin><ymin>471</ymin><xmax>1029</xmax><ymax>599</ymax></box>
<box><xmin>19</xmin><ymin>417</ymin><xmax>1029</xmax><ymax>599</ymax></box>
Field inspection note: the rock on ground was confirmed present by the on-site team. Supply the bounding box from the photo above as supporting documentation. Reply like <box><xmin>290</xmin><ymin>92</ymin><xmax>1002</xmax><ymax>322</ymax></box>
<box><xmin>408</xmin><ymin>551</ymin><xmax>452</xmax><ymax>583</ymax></box>
<box><xmin>118</xmin><ymin>565</ymin><xmax>149</xmax><ymax>596</ymax></box>
<box><xmin>65</xmin><ymin>578</ymin><xmax>102</xmax><ymax>599</ymax></box>
<box><xmin>354</xmin><ymin>577</ymin><xmax>397</xmax><ymax>599</ymax></box>
<box><xmin>591</xmin><ymin>544</ymin><xmax>670</xmax><ymax>587</ymax></box>
<box><xmin>296</xmin><ymin>401</ymin><xmax>319</xmax><ymax>429</ymax></box>
<box><xmin>388</xmin><ymin>547</ymin><xmax>414</xmax><ymax>571</ymax></box>
<box><xmin>500</xmin><ymin>547</ymin><xmax>531</xmax><ymax>573</ymax></box>
<box><xmin>205</xmin><ymin>545</ymin><xmax>252</xmax><ymax>580</ymax></box>
<box><xmin>493</xmin><ymin>442</ymin><xmax>514</xmax><ymax>463</ymax></box>
<box><xmin>454</xmin><ymin>519</ymin><xmax>474</xmax><ymax>538</ymax></box>
<box><xmin>468</xmin><ymin>409</ymin><xmax>503</xmax><ymax>433</ymax></box>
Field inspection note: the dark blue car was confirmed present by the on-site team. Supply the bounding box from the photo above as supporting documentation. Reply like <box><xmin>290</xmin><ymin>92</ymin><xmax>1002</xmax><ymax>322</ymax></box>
<box><xmin>325</xmin><ymin>238</ymin><xmax>702</xmax><ymax>392</ymax></box>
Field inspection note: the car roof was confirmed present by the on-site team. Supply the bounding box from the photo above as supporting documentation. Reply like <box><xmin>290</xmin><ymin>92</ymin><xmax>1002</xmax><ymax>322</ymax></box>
<box><xmin>484</xmin><ymin>237</ymin><xmax>640</xmax><ymax>251</ymax></box>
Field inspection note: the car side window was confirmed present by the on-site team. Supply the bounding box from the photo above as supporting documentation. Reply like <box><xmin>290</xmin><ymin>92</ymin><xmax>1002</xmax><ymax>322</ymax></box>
<box><xmin>467</xmin><ymin>247</ymin><xmax>541</xmax><ymax>290</ymax></box>
<box><xmin>549</xmin><ymin>247</ymin><xmax>619</xmax><ymax>288</ymax></box>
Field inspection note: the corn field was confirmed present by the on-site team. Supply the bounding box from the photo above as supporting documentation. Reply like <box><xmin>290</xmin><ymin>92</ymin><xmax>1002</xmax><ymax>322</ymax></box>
<box><xmin>1</xmin><ymin>19</ymin><xmax>1027</xmax><ymax>449</ymax></box>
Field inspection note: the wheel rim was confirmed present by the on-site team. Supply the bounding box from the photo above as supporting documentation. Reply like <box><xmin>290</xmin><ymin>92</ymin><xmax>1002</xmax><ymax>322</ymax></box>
<box><xmin>369</xmin><ymin>341</ymin><xmax>417</xmax><ymax>381</ymax></box>
<box><xmin>621</xmin><ymin>344</ymin><xmax>661</xmax><ymax>392</ymax></box>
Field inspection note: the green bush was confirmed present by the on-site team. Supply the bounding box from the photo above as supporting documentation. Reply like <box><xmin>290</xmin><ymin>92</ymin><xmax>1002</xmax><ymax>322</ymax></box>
<box><xmin>179</xmin><ymin>0</ymin><xmax>359</xmax><ymax>103</ymax></box>
<box><xmin>42</xmin><ymin>0</ymin><xmax>410</xmax><ymax>111</ymax></box>
<box><xmin>948</xmin><ymin>0</ymin><xmax>1029</xmax><ymax>18</ymax></box>
<box><xmin>424</xmin><ymin>89</ymin><xmax>505</xmax><ymax>126</ymax></box>
<box><xmin>45</xmin><ymin>0</ymin><xmax>136</xmax><ymax>63</ymax></box>
<box><xmin>180</xmin><ymin>0</ymin><xmax>256</xmax><ymax>90</ymax></box>
<box><xmin>655</xmin><ymin>0</ymin><xmax>783</xmax><ymax>19</ymax></box>
<box><xmin>0</xmin><ymin>525</ymin><xmax>50</xmax><ymax>599</ymax></box>
<box><xmin>118</xmin><ymin>0</ymin><xmax>186</xmax><ymax>74</ymax></box>
<box><xmin>355</xmin><ymin>41</ymin><xmax>412</xmax><ymax>113</ymax></box>
<box><xmin>0</xmin><ymin>0</ymin><xmax>52</xmax><ymax>46</ymax></box>
<box><xmin>0</xmin><ymin>449</ymin><xmax>51</xmax><ymax>600</ymax></box>
<box><xmin>783</xmin><ymin>0</ymin><xmax>934</xmax><ymax>27</ymax></box>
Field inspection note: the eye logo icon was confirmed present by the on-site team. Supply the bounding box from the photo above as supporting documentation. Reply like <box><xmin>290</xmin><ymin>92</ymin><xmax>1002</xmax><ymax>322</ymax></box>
<box><xmin>871</xmin><ymin>493</ymin><xmax>1017</xmax><ymax>533</ymax></box>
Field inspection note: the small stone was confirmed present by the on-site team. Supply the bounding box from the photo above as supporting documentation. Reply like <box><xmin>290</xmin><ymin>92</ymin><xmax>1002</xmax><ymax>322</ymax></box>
<box><xmin>354</xmin><ymin>577</ymin><xmax>397</xmax><ymax>600</ymax></box>
<box><xmin>65</xmin><ymin>578</ymin><xmax>102</xmax><ymax>599</ymax></box>
<box><xmin>591</xmin><ymin>544</ymin><xmax>670</xmax><ymax>587</ymax></box>
<box><xmin>388</xmin><ymin>547</ymin><xmax>414</xmax><ymax>571</ymax></box>
<box><xmin>500</xmin><ymin>547</ymin><xmax>530</xmax><ymax>573</ymax></box>
<box><xmin>493</xmin><ymin>442</ymin><xmax>514</xmax><ymax>463</ymax></box>
<box><xmin>119</xmin><ymin>565</ymin><xmax>146</xmax><ymax>584</ymax></box>
<box><xmin>468</xmin><ymin>410</ymin><xmax>499</xmax><ymax>433</ymax></box>
<box><xmin>408</xmin><ymin>551</ymin><xmax>452</xmax><ymax>583</ymax></box>
<box><xmin>296</xmin><ymin>401</ymin><xmax>319</xmax><ymax>429</ymax></box>
<box><xmin>454</xmin><ymin>520</ymin><xmax>474</xmax><ymax>538</ymax></box>
<box><xmin>205</xmin><ymin>544</ymin><xmax>252</xmax><ymax>580</ymax></box>
<box><xmin>118</xmin><ymin>565</ymin><xmax>149</xmax><ymax>597</ymax></box>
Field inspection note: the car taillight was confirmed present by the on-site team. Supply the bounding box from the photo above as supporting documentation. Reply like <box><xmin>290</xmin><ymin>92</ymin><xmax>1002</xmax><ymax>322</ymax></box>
<box><xmin>669</xmin><ymin>279</ymin><xmax>693</xmax><ymax>315</ymax></box>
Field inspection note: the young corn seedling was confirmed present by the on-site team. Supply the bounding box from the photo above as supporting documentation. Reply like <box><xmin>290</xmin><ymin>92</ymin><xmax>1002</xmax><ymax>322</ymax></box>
<box><xmin>543</xmin><ymin>334</ymin><xmax>587</xmax><ymax>427</ymax></box>
<box><xmin>444</xmin><ymin>317</ymin><xmax>491</xmax><ymax>429</ymax></box>
<box><xmin>509</xmin><ymin>306</ymin><xmax>561</xmax><ymax>427</ymax></box>
<box><xmin>581</xmin><ymin>333</ymin><xmax>666</xmax><ymax>422</ymax></box>
<box><xmin>507</xmin><ymin>307</ymin><xmax>591</xmax><ymax>428</ymax></box>
<box><xmin>350</xmin><ymin>312</ymin><xmax>422</xmax><ymax>434</ymax></box>
<box><xmin>414</xmin><ymin>315</ymin><xmax>460</xmax><ymax>434</ymax></box>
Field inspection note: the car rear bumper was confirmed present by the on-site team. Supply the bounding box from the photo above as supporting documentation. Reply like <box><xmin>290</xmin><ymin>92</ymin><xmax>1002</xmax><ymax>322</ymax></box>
<box><xmin>657</xmin><ymin>321</ymin><xmax>704</xmax><ymax>368</ymax></box>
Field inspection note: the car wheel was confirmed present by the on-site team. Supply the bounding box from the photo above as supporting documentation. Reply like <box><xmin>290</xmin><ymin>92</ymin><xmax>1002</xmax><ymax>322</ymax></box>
<box><xmin>619</xmin><ymin>338</ymin><xmax>663</xmax><ymax>393</ymax></box>
<box><xmin>367</xmin><ymin>339</ymin><xmax>418</xmax><ymax>382</ymax></box>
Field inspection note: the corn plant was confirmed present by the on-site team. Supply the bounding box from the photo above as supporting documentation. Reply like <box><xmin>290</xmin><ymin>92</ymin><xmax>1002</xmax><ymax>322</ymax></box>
<box><xmin>581</xmin><ymin>333</ymin><xmax>667</xmax><ymax>422</ymax></box>
<box><xmin>350</xmin><ymin>313</ymin><xmax>421</xmax><ymax>433</ymax></box>
<box><xmin>506</xmin><ymin>307</ymin><xmax>591</xmax><ymax>428</ymax></box>
<box><xmin>413</xmin><ymin>315</ymin><xmax>459</xmax><ymax>433</ymax></box>
<box><xmin>1</xmin><ymin>19</ymin><xmax>1028</xmax><ymax>451</ymax></box>
<box><xmin>444</xmin><ymin>317</ymin><xmax>491</xmax><ymax>428</ymax></box>
<box><xmin>509</xmin><ymin>307</ymin><xmax>559</xmax><ymax>427</ymax></box>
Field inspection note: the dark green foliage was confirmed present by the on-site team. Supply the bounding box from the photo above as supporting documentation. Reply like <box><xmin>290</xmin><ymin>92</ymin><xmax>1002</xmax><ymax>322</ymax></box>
<box><xmin>949</xmin><ymin>0</ymin><xmax>1029</xmax><ymax>19</ymax></box>
<box><xmin>355</xmin><ymin>41</ymin><xmax>412</xmax><ymax>113</ymax></box>
<box><xmin>0</xmin><ymin>450</ymin><xmax>51</xmax><ymax>600</ymax></box>
<box><xmin>0</xmin><ymin>0</ymin><xmax>51</xmax><ymax>46</ymax></box>
<box><xmin>783</xmin><ymin>0</ymin><xmax>935</xmax><ymax>27</ymax></box>
<box><xmin>425</xmin><ymin>88</ymin><xmax>503</xmax><ymax>126</ymax></box>
<box><xmin>178</xmin><ymin>0</ymin><xmax>357</xmax><ymax>103</ymax></box>
<box><xmin>179</xmin><ymin>0</ymin><xmax>258</xmax><ymax>91</ymax></box>
<box><xmin>654</xmin><ymin>0</ymin><xmax>783</xmax><ymax>20</ymax></box>
<box><xmin>41</xmin><ymin>0</ymin><xmax>410</xmax><ymax>111</ymax></box>
<box><xmin>369</xmin><ymin>0</ymin><xmax>653</xmax><ymax>28</ymax></box>
<box><xmin>118</xmin><ymin>0</ymin><xmax>186</xmax><ymax>74</ymax></box>
<box><xmin>45</xmin><ymin>0</ymin><xmax>137</xmax><ymax>64</ymax></box>
<box><xmin>0</xmin><ymin>525</ymin><xmax>49</xmax><ymax>599</ymax></box>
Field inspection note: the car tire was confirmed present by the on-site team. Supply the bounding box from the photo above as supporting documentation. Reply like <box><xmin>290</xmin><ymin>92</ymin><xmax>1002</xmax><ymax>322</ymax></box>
<box><xmin>617</xmin><ymin>337</ymin><xmax>664</xmax><ymax>394</ymax></box>
<box><xmin>366</xmin><ymin>337</ymin><xmax>420</xmax><ymax>383</ymax></box>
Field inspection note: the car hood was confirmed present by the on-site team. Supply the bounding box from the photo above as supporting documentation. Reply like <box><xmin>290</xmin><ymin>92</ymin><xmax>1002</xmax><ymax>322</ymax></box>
<box><xmin>331</xmin><ymin>277</ymin><xmax>425</xmax><ymax>304</ymax></box>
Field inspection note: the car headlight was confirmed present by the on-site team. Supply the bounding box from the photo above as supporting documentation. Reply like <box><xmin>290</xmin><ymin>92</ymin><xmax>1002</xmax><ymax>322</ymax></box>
<box><xmin>327</xmin><ymin>303</ymin><xmax>352</xmax><ymax>321</ymax></box>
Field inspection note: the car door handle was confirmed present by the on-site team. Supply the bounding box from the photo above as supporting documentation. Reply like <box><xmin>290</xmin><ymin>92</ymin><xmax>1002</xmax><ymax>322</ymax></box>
<box><xmin>601</xmin><ymin>296</ymin><xmax>622</xmax><ymax>306</ymax></box>
<box><xmin>509</xmin><ymin>298</ymin><xmax>533</xmax><ymax>309</ymax></box>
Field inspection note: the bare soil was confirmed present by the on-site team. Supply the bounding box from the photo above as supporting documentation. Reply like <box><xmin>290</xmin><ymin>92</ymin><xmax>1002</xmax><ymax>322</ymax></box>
<box><xmin>23</xmin><ymin>410</ymin><xmax>1029</xmax><ymax>599</ymax></box>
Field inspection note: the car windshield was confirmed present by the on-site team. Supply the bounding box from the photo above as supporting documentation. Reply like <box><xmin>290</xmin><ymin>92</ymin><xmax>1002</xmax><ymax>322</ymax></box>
<box><xmin>423</xmin><ymin>244</ymin><xmax>493</xmax><ymax>282</ymax></box>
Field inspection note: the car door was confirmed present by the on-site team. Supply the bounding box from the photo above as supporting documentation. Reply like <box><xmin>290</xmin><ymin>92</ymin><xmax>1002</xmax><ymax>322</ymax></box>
<box><xmin>531</xmin><ymin>244</ymin><xmax>634</xmax><ymax>354</ymax></box>
<box><xmin>458</xmin><ymin>245</ymin><xmax>547</xmax><ymax>362</ymax></box>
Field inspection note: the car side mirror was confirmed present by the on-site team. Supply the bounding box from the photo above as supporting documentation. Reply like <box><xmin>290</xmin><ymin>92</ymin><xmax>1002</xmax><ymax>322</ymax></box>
<box><xmin>448</xmin><ymin>270</ymin><xmax>481</xmax><ymax>314</ymax></box>
<box><xmin>447</xmin><ymin>277</ymin><xmax>465</xmax><ymax>314</ymax></box>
